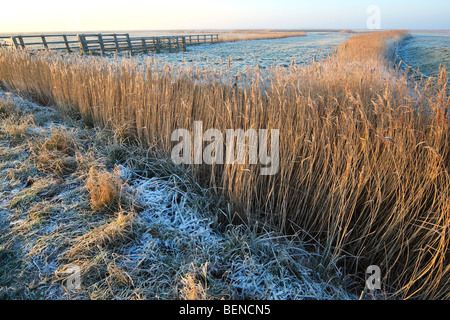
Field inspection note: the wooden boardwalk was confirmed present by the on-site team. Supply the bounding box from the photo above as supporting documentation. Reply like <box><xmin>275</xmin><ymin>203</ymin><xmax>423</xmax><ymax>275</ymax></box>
<box><xmin>0</xmin><ymin>33</ymin><xmax>219</xmax><ymax>55</ymax></box>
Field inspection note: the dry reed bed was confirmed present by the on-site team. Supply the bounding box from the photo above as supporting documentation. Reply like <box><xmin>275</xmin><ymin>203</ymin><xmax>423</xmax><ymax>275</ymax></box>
<box><xmin>218</xmin><ymin>31</ymin><xmax>307</xmax><ymax>42</ymax></box>
<box><xmin>0</xmin><ymin>30</ymin><xmax>449</xmax><ymax>299</ymax></box>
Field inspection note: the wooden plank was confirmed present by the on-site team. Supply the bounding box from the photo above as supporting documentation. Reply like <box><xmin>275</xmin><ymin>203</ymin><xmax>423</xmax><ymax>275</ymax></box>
<box><xmin>62</xmin><ymin>35</ymin><xmax>71</xmax><ymax>53</ymax></box>
<box><xmin>45</xmin><ymin>46</ymin><xmax>76</xmax><ymax>51</ymax></box>
<box><xmin>12</xmin><ymin>33</ymin><xmax>78</xmax><ymax>38</ymax></box>
<box><xmin>23</xmin><ymin>39</ymin><xmax>79</xmax><ymax>45</ymax></box>
<box><xmin>41</xmin><ymin>36</ymin><xmax>49</xmax><ymax>50</ymax></box>
<box><xmin>10</xmin><ymin>37</ymin><xmax>19</xmax><ymax>49</ymax></box>
<box><xmin>125</xmin><ymin>33</ymin><xmax>133</xmax><ymax>54</ymax></box>
<box><xmin>141</xmin><ymin>38</ymin><xmax>148</xmax><ymax>53</ymax></box>
<box><xmin>97</xmin><ymin>34</ymin><xmax>105</xmax><ymax>55</ymax></box>
<box><xmin>182</xmin><ymin>36</ymin><xmax>186</xmax><ymax>51</ymax></box>
<box><xmin>154</xmin><ymin>41</ymin><xmax>159</xmax><ymax>51</ymax></box>
<box><xmin>113</xmin><ymin>34</ymin><xmax>120</xmax><ymax>52</ymax></box>
<box><xmin>17</xmin><ymin>36</ymin><xmax>26</xmax><ymax>49</ymax></box>
<box><xmin>77</xmin><ymin>34</ymin><xmax>89</xmax><ymax>54</ymax></box>
<box><xmin>75</xmin><ymin>33</ymin><xmax>121</xmax><ymax>37</ymax></box>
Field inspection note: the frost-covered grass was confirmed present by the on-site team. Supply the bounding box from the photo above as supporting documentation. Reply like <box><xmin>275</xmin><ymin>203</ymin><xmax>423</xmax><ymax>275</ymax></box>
<box><xmin>0</xmin><ymin>91</ymin><xmax>354</xmax><ymax>300</ymax></box>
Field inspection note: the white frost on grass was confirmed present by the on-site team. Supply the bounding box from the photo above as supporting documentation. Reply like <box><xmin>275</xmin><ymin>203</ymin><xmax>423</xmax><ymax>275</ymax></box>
<box><xmin>0</xmin><ymin>89</ymin><xmax>51</xmax><ymax>114</ymax></box>
<box><xmin>126</xmin><ymin>173</ymin><xmax>353</xmax><ymax>299</ymax></box>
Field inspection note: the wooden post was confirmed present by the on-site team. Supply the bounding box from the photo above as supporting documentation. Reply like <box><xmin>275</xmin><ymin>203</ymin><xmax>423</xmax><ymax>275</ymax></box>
<box><xmin>182</xmin><ymin>36</ymin><xmax>186</xmax><ymax>51</ymax></box>
<box><xmin>406</xmin><ymin>65</ymin><xmax>412</xmax><ymax>77</ymax></box>
<box><xmin>113</xmin><ymin>34</ymin><xmax>120</xmax><ymax>53</ymax></box>
<box><xmin>197</xmin><ymin>35</ymin><xmax>200</xmax><ymax>44</ymax></box>
<box><xmin>204</xmin><ymin>35</ymin><xmax>206</xmax><ymax>43</ymax></box>
<box><xmin>125</xmin><ymin>33</ymin><xmax>133</xmax><ymax>54</ymax></box>
<box><xmin>77</xmin><ymin>34</ymin><xmax>89</xmax><ymax>54</ymax></box>
<box><xmin>168</xmin><ymin>37</ymin><xmax>172</xmax><ymax>52</ymax></box>
<box><xmin>189</xmin><ymin>35</ymin><xmax>192</xmax><ymax>45</ymax></box>
<box><xmin>97</xmin><ymin>34</ymin><xmax>105</xmax><ymax>55</ymax></box>
<box><xmin>141</xmin><ymin>38</ymin><xmax>148</xmax><ymax>53</ymax></box>
<box><xmin>62</xmin><ymin>35</ymin><xmax>71</xmax><ymax>53</ymax></box>
<box><xmin>176</xmin><ymin>37</ymin><xmax>179</xmax><ymax>52</ymax></box>
<box><xmin>10</xmin><ymin>37</ymin><xmax>19</xmax><ymax>49</ymax></box>
<box><xmin>41</xmin><ymin>36</ymin><xmax>49</xmax><ymax>50</ymax></box>
<box><xmin>17</xmin><ymin>36</ymin><xmax>25</xmax><ymax>49</ymax></box>
<box><xmin>156</xmin><ymin>38</ymin><xmax>160</xmax><ymax>53</ymax></box>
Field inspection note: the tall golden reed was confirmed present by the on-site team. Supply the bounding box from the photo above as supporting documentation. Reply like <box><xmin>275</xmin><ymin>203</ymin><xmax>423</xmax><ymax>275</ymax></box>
<box><xmin>218</xmin><ymin>31</ymin><xmax>307</xmax><ymax>42</ymax></box>
<box><xmin>0</xmin><ymin>30</ymin><xmax>448</xmax><ymax>299</ymax></box>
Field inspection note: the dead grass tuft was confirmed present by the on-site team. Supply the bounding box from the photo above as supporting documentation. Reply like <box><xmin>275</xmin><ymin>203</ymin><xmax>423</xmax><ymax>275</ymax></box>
<box><xmin>179</xmin><ymin>263</ymin><xmax>210</xmax><ymax>300</ymax></box>
<box><xmin>65</xmin><ymin>211</ymin><xmax>135</xmax><ymax>260</ymax></box>
<box><xmin>0</xmin><ymin>113</ymin><xmax>35</xmax><ymax>141</ymax></box>
<box><xmin>29</xmin><ymin>126</ymin><xmax>78</xmax><ymax>175</ymax></box>
<box><xmin>86</xmin><ymin>166</ymin><xmax>123</xmax><ymax>211</ymax></box>
<box><xmin>179</xmin><ymin>274</ymin><xmax>208</xmax><ymax>300</ymax></box>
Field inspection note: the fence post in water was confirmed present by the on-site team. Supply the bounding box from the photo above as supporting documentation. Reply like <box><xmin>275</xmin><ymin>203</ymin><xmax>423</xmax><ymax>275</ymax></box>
<box><xmin>168</xmin><ymin>37</ymin><xmax>172</xmax><ymax>52</ymax></box>
<box><xmin>125</xmin><ymin>33</ymin><xmax>133</xmax><ymax>54</ymax></box>
<box><xmin>77</xmin><ymin>34</ymin><xmax>89</xmax><ymax>54</ymax></box>
<box><xmin>62</xmin><ymin>35</ymin><xmax>71</xmax><ymax>53</ymax></box>
<box><xmin>41</xmin><ymin>36</ymin><xmax>49</xmax><ymax>50</ymax></box>
<box><xmin>97</xmin><ymin>34</ymin><xmax>105</xmax><ymax>56</ymax></box>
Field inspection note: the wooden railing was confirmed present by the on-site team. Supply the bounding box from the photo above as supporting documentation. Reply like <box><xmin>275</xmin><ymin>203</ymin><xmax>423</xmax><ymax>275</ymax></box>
<box><xmin>0</xmin><ymin>33</ymin><xmax>219</xmax><ymax>55</ymax></box>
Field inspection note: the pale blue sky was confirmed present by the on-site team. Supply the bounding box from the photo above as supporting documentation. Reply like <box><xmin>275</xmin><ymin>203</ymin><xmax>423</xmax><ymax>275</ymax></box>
<box><xmin>0</xmin><ymin>0</ymin><xmax>448</xmax><ymax>33</ymax></box>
